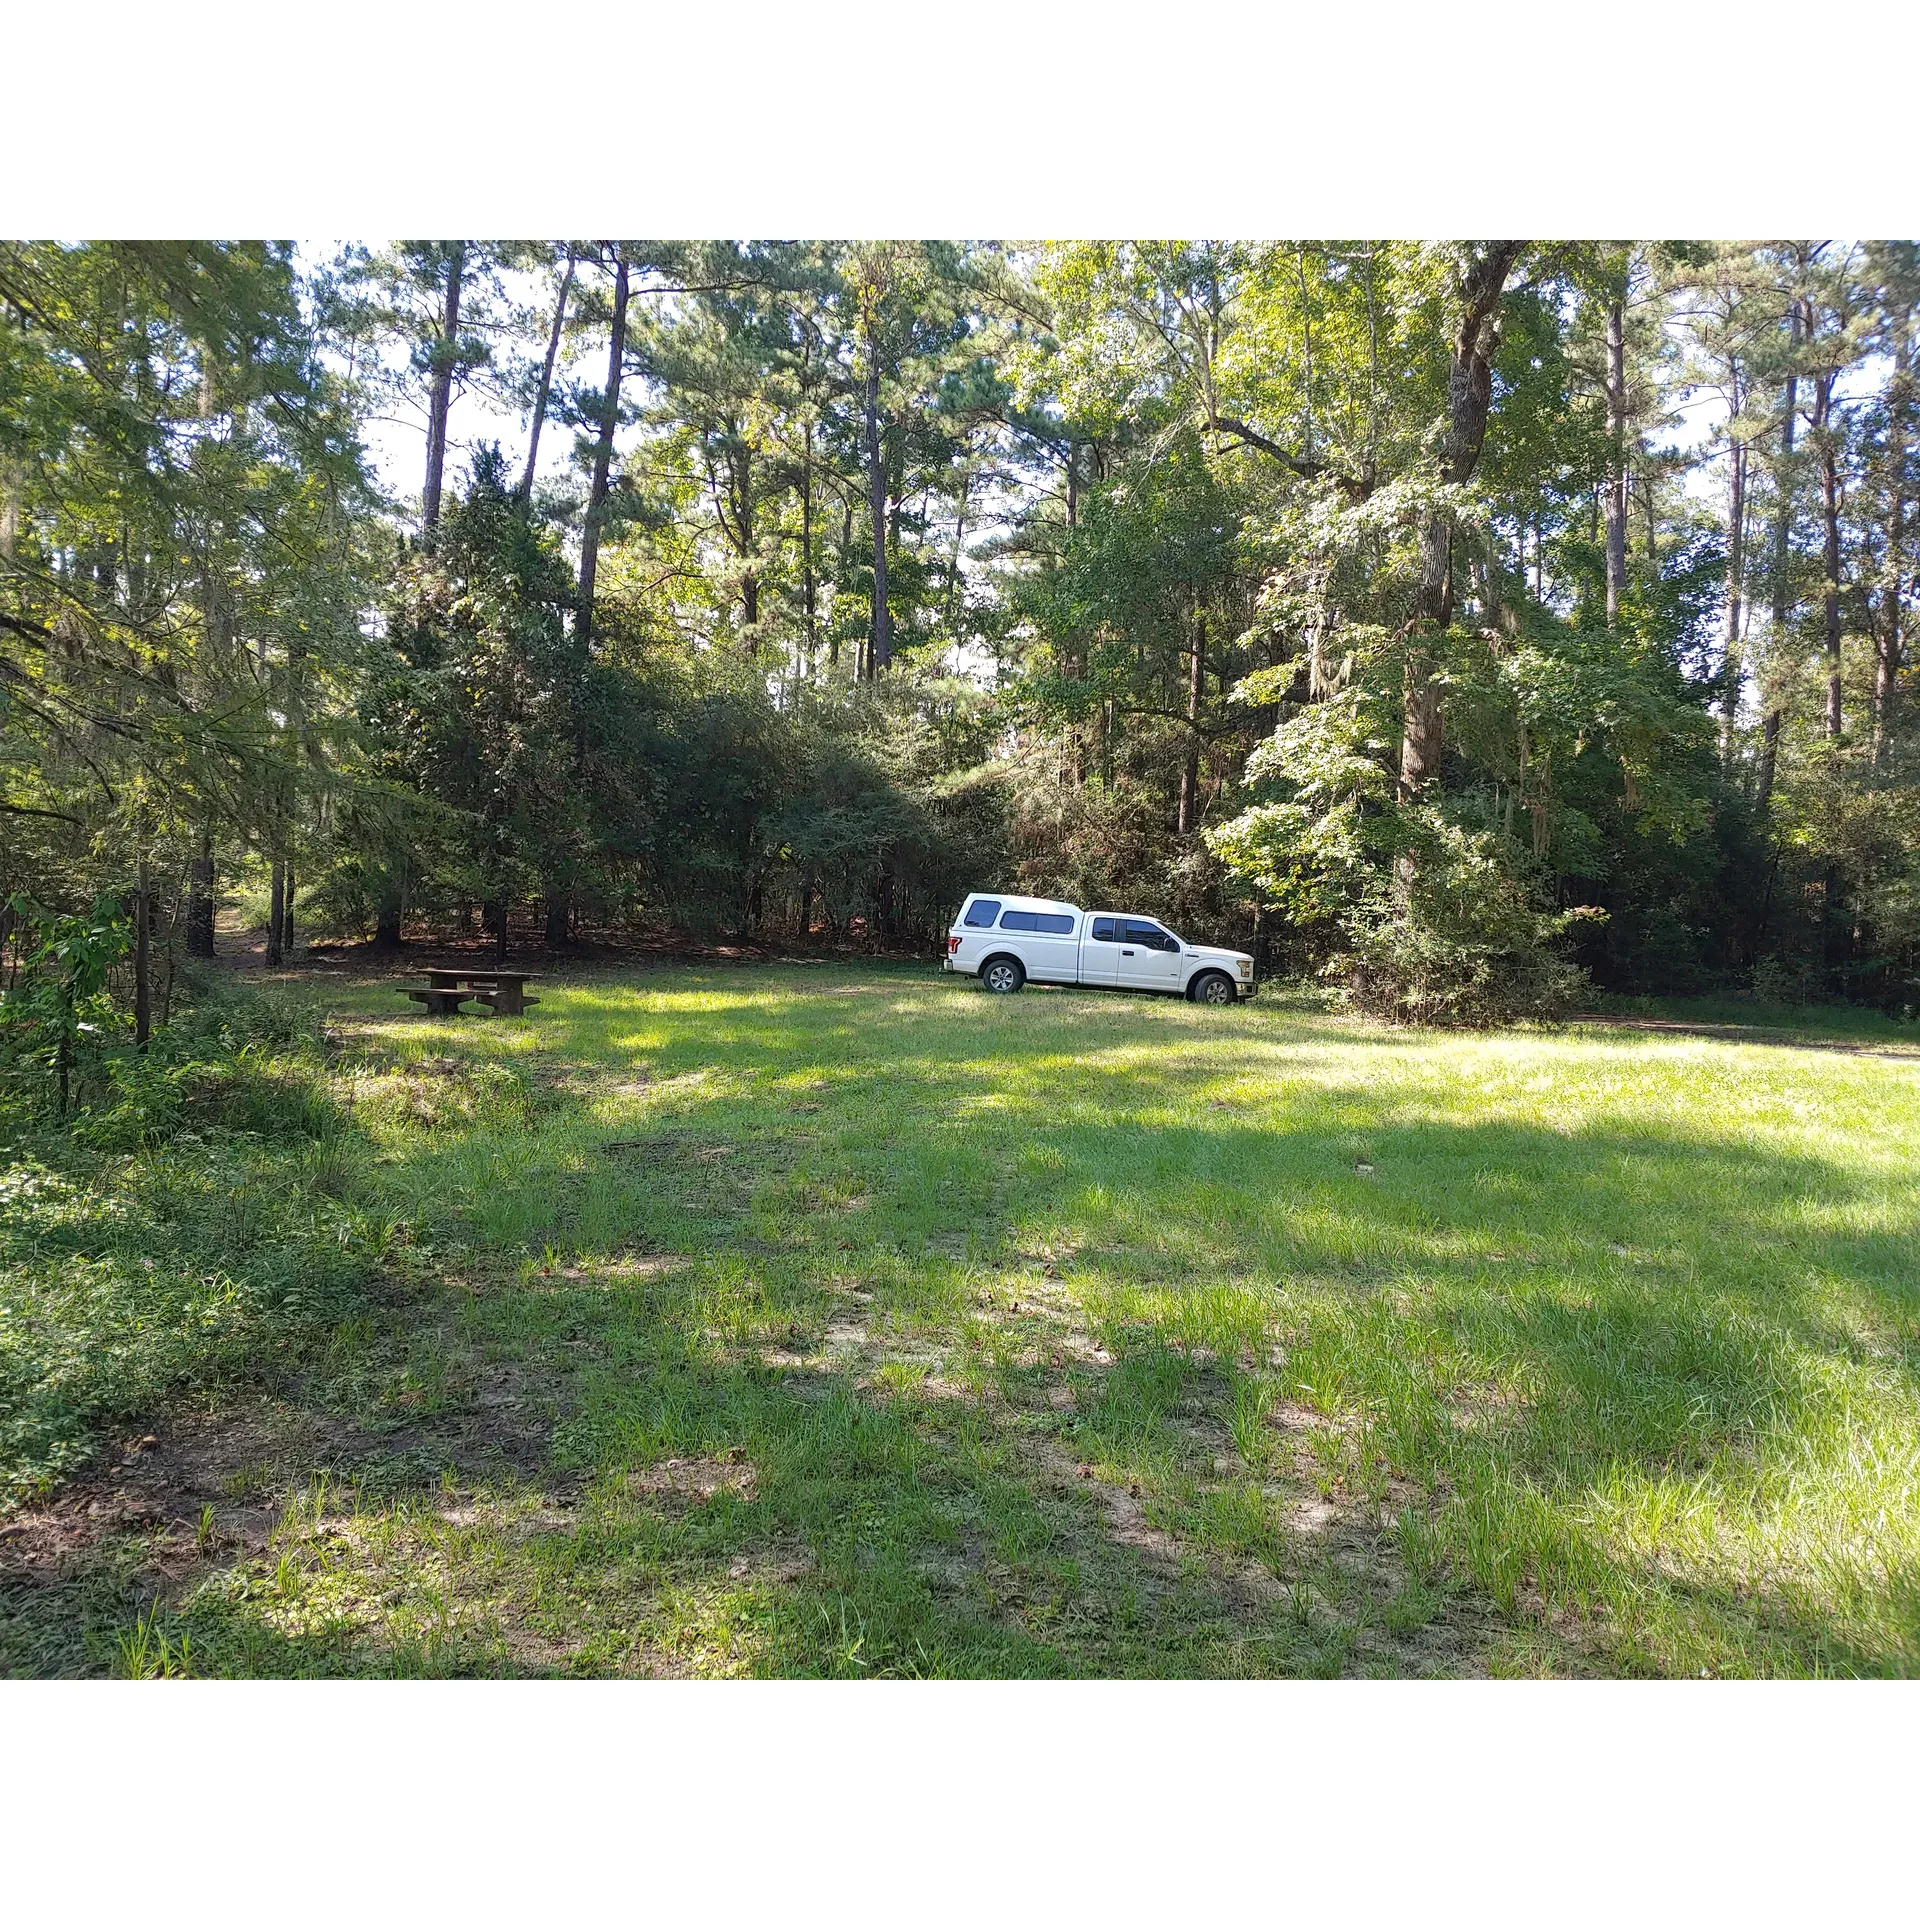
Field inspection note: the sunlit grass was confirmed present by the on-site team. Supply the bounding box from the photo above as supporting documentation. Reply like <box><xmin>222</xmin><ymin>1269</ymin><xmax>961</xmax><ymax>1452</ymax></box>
<box><xmin>6</xmin><ymin>962</ymin><xmax>1919</xmax><ymax>1676</ymax></box>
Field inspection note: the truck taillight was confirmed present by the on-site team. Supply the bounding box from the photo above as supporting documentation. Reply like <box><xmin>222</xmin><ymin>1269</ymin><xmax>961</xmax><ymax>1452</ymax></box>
<box><xmin>947</xmin><ymin>935</ymin><xmax>961</xmax><ymax>955</ymax></box>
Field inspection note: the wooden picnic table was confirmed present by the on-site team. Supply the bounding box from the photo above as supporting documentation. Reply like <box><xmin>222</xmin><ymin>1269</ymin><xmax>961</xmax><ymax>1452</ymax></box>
<box><xmin>400</xmin><ymin>967</ymin><xmax>543</xmax><ymax>1018</ymax></box>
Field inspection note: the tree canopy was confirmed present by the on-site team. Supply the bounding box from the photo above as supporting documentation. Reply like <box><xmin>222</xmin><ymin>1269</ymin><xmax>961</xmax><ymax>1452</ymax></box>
<box><xmin>5</xmin><ymin>237</ymin><xmax>1917</xmax><ymax>1044</ymax></box>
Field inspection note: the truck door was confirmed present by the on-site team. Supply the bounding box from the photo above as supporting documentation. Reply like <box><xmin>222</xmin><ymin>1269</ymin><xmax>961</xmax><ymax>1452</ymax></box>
<box><xmin>1116</xmin><ymin>919</ymin><xmax>1184</xmax><ymax>993</ymax></box>
<box><xmin>1081</xmin><ymin>916</ymin><xmax>1120</xmax><ymax>985</ymax></box>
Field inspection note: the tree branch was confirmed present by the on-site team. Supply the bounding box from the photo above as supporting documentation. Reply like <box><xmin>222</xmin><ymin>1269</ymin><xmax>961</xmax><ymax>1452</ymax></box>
<box><xmin>0</xmin><ymin>800</ymin><xmax>86</xmax><ymax>827</ymax></box>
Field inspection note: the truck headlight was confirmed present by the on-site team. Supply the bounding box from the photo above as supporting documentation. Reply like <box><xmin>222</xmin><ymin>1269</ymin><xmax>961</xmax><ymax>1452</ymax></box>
<box><xmin>1237</xmin><ymin>960</ymin><xmax>1251</xmax><ymax>976</ymax></box>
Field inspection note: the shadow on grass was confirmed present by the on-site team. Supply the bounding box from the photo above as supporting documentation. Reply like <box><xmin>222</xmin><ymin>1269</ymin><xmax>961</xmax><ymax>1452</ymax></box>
<box><xmin>335</xmin><ymin>978</ymin><xmax>1920</xmax><ymax>1670</ymax></box>
<box><xmin>9</xmin><ymin>969</ymin><xmax>1918</xmax><ymax>1676</ymax></box>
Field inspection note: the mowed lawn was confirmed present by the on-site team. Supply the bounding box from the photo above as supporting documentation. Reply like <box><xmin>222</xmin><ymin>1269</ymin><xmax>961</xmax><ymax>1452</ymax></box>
<box><xmin>5</xmin><ymin>962</ymin><xmax>1920</xmax><ymax>1677</ymax></box>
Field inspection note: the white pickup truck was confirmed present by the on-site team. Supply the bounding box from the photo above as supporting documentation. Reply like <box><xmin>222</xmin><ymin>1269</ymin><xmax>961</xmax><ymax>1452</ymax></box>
<box><xmin>944</xmin><ymin>892</ymin><xmax>1256</xmax><ymax>1004</ymax></box>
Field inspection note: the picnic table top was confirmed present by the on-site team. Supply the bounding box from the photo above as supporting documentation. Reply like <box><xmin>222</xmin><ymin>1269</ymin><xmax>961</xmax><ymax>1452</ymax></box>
<box><xmin>419</xmin><ymin>966</ymin><xmax>542</xmax><ymax>982</ymax></box>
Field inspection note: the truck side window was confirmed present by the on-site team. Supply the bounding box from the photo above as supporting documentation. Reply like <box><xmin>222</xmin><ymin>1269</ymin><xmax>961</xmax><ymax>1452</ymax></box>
<box><xmin>1122</xmin><ymin>919</ymin><xmax>1178</xmax><ymax>951</ymax></box>
<box><xmin>1090</xmin><ymin>917</ymin><xmax>1117</xmax><ymax>942</ymax></box>
<box><xmin>1001</xmin><ymin>910</ymin><xmax>1075</xmax><ymax>934</ymax></box>
<box><xmin>963</xmin><ymin>899</ymin><xmax>1001</xmax><ymax>927</ymax></box>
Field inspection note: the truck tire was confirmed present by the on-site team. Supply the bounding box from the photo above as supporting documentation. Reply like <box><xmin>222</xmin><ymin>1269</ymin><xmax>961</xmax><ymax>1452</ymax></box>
<box><xmin>981</xmin><ymin>955</ymin><xmax>1025</xmax><ymax>994</ymax></box>
<box><xmin>1191</xmin><ymin>970</ymin><xmax>1236</xmax><ymax>1007</ymax></box>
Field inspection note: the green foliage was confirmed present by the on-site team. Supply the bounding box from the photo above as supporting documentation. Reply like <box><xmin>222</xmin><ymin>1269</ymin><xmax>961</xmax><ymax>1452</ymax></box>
<box><xmin>0</xmin><ymin>895</ymin><xmax>131</xmax><ymax>1118</ymax></box>
<box><xmin>6</xmin><ymin>236</ymin><xmax>1919</xmax><ymax>1040</ymax></box>
<box><xmin>0</xmin><ymin>979</ymin><xmax>370</xmax><ymax>1503</ymax></box>
<box><xmin>1334</xmin><ymin>828</ymin><xmax>1598</xmax><ymax>1027</ymax></box>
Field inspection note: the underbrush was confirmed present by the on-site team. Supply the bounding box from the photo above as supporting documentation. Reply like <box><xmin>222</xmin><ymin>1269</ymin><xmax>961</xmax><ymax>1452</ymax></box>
<box><xmin>1324</xmin><ymin>831</ymin><xmax>1600</xmax><ymax>1030</ymax></box>
<box><xmin>0</xmin><ymin>980</ymin><xmax>388</xmax><ymax>1506</ymax></box>
<box><xmin>1338</xmin><ymin>909</ymin><xmax>1592</xmax><ymax>1028</ymax></box>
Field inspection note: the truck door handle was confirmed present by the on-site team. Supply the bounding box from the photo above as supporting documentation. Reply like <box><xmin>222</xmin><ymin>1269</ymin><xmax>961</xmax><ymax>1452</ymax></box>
<box><xmin>1121</xmin><ymin>948</ymin><xmax>1134</xmax><ymax>956</ymax></box>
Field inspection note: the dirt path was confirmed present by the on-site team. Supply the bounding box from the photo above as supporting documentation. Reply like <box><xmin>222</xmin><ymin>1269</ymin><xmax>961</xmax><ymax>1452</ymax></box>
<box><xmin>1579</xmin><ymin>1015</ymin><xmax>1920</xmax><ymax>1061</ymax></box>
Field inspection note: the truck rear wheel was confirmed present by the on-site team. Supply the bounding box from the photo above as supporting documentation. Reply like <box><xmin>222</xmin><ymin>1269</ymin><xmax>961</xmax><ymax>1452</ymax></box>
<box><xmin>982</xmin><ymin>956</ymin><xmax>1025</xmax><ymax>994</ymax></box>
<box><xmin>1191</xmin><ymin>971</ymin><xmax>1236</xmax><ymax>1007</ymax></box>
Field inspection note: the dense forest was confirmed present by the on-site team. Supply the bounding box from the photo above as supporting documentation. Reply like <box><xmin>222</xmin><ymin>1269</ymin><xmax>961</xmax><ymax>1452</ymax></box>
<box><xmin>3</xmin><ymin>239</ymin><xmax>1917</xmax><ymax>1055</ymax></box>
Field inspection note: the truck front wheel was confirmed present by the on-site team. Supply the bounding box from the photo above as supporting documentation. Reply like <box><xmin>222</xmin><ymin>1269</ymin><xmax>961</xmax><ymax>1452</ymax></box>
<box><xmin>981</xmin><ymin>956</ymin><xmax>1025</xmax><ymax>995</ymax></box>
<box><xmin>1191</xmin><ymin>971</ymin><xmax>1236</xmax><ymax>1007</ymax></box>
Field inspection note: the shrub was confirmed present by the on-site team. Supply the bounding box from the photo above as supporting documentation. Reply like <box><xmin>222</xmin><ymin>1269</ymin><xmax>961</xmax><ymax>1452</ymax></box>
<box><xmin>1751</xmin><ymin>955</ymin><xmax>1814</xmax><ymax>1009</ymax></box>
<box><xmin>0</xmin><ymin>895</ymin><xmax>130</xmax><ymax>1119</ymax></box>
<box><xmin>1333</xmin><ymin>826</ymin><xmax>1598</xmax><ymax>1028</ymax></box>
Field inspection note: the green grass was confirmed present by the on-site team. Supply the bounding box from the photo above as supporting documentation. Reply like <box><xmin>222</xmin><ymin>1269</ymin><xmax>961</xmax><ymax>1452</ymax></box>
<box><xmin>1601</xmin><ymin>991</ymin><xmax>1920</xmax><ymax>1046</ymax></box>
<box><xmin>5</xmin><ymin>961</ymin><xmax>1919</xmax><ymax>1677</ymax></box>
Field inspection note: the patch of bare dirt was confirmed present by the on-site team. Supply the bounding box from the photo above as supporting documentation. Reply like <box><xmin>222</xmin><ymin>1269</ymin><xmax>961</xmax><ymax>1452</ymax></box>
<box><xmin>0</xmin><ymin>1403</ymin><xmax>338</xmax><ymax>1591</ymax></box>
<box><xmin>1</xmin><ymin>1309</ymin><xmax>574</xmax><ymax>1621</ymax></box>
<box><xmin>557</xmin><ymin>1253</ymin><xmax>690</xmax><ymax>1285</ymax></box>
<box><xmin>1032</xmin><ymin>1441</ymin><xmax>1193</xmax><ymax>1573</ymax></box>
<box><xmin>626</xmin><ymin>1452</ymin><xmax>757</xmax><ymax>1506</ymax></box>
<box><xmin>1266</xmin><ymin>1399</ymin><xmax>1331</xmax><ymax>1434</ymax></box>
<box><xmin>728</xmin><ymin>1545</ymin><xmax>813</xmax><ymax>1584</ymax></box>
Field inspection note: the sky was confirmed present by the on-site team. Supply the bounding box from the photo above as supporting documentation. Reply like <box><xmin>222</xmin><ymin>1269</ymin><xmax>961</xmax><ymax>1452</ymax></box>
<box><xmin>304</xmin><ymin>247</ymin><xmax>604</xmax><ymax>514</ymax></box>
<box><xmin>332</xmin><ymin>242</ymin><xmax>1874</xmax><ymax>531</ymax></box>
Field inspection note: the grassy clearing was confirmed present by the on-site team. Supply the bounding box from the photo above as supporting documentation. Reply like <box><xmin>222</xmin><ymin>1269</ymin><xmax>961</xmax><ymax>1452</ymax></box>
<box><xmin>4</xmin><ymin>962</ymin><xmax>1919</xmax><ymax>1677</ymax></box>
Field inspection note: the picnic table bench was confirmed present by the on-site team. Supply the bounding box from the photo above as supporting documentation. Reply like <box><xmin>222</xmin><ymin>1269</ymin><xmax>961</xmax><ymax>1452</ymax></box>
<box><xmin>399</xmin><ymin>968</ymin><xmax>542</xmax><ymax>1017</ymax></box>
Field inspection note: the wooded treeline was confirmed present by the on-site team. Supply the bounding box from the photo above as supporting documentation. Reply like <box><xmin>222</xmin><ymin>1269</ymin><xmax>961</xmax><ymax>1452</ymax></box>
<box><xmin>3</xmin><ymin>239</ymin><xmax>1917</xmax><ymax>1045</ymax></box>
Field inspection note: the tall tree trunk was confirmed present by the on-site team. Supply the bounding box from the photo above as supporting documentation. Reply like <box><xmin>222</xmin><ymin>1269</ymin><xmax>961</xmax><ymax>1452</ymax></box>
<box><xmin>864</xmin><ymin>356</ymin><xmax>890</xmax><ymax>676</ymax></box>
<box><xmin>421</xmin><ymin>241</ymin><xmax>465</xmax><ymax>546</ymax></box>
<box><xmin>1876</xmin><ymin>308</ymin><xmax>1910</xmax><ymax>764</ymax></box>
<box><xmin>1814</xmin><ymin>364</ymin><xmax>1846</xmax><ymax>991</ymax></box>
<box><xmin>133</xmin><ymin>854</ymin><xmax>151</xmax><ymax>1050</ymax></box>
<box><xmin>1817</xmin><ymin>370</ymin><xmax>1843</xmax><ymax>740</ymax></box>
<box><xmin>1605</xmin><ymin>296</ymin><xmax>1628</xmax><ymax>627</ymax></box>
<box><xmin>1178</xmin><ymin>614</ymin><xmax>1204</xmax><ymax>835</ymax></box>
<box><xmin>277</xmin><ymin>635</ymin><xmax>304</xmax><ymax>967</ymax></box>
<box><xmin>1722</xmin><ymin>437</ymin><xmax>1746</xmax><ymax>761</ymax></box>
<box><xmin>1401</xmin><ymin>245</ymin><xmax>1524</xmax><ymax>807</ymax></box>
<box><xmin>375</xmin><ymin>880</ymin><xmax>403</xmax><ymax>952</ymax></box>
<box><xmin>159</xmin><ymin>875</ymin><xmax>179</xmax><ymax>1028</ymax></box>
<box><xmin>186</xmin><ymin>826</ymin><xmax>216</xmax><ymax>959</ymax></box>
<box><xmin>1399</xmin><ymin>245</ymin><xmax>1524</xmax><ymax>902</ymax></box>
<box><xmin>545</xmin><ymin>893</ymin><xmax>572</xmax><ymax>950</ymax></box>
<box><xmin>519</xmin><ymin>249</ymin><xmax>574</xmax><ymax>505</ymax></box>
<box><xmin>800</xmin><ymin>420</ymin><xmax>817</xmax><ymax>671</ymax></box>
<box><xmin>0</xmin><ymin>456</ymin><xmax>20</xmax><ymax>558</ymax></box>
<box><xmin>575</xmin><ymin>253</ymin><xmax>629</xmax><ymax>650</ymax></box>
<box><xmin>1758</xmin><ymin>302</ymin><xmax>1802</xmax><ymax>822</ymax></box>
<box><xmin>1754</xmin><ymin>710</ymin><xmax>1782</xmax><ymax>818</ymax></box>
<box><xmin>735</xmin><ymin>447</ymin><xmax>758</xmax><ymax>644</ymax></box>
<box><xmin>266</xmin><ymin>856</ymin><xmax>285</xmax><ymax>967</ymax></box>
